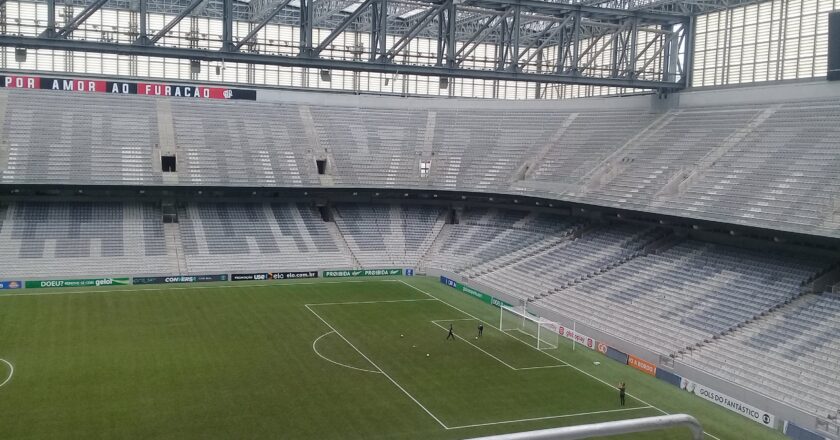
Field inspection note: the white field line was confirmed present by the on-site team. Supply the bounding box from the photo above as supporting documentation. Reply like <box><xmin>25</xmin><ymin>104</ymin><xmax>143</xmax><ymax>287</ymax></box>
<box><xmin>0</xmin><ymin>359</ymin><xmax>13</xmax><ymax>388</ymax></box>
<box><xmin>309</xmin><ymin>300</ymin><xmax>639</xmax><ymax>432</ymax></box>
<box><xmin>398</xmin><ymin>280</ymin><xmax>724</xmax><ymax>440</ymax></box>
<box><xmin>398</xmin><ymin>280</ymin><xmax>646</xmax><ymax>401</ymax></box>
<box><xmin>306</xmin><ymin>298</ymin><xmax>435</xmax><ymax>307</ymax></box>
<box><xmin>0</xmin><ymin>277</ymin><xmax>723</xmax><ymax>438</ymax></box>
<box><xmin>449</xmin><ymin>406</ymin><xmax>655</xmax><ymax>430</ymax></box>
<box><xmin>429</xmin><ymin>321</ymin><xmax>567</xmax><ymax>371</ymax></box>
<box><xmin>311</xmin><ymin>331</ymin><xmax>380</xmax><ymax>374</ymax></box>
<box><xmin>430</xmin><ymin>321</ymin><xmax>517</xmax><ymax>370</ymax></box>
<box><xmin>515</xmin><ymin>365</ymin><xmax>568</xmax><ymax>371</ymax></box>
<box><xmin>304</xmin><ymin>304</ymin><xmax>450</xmax><ymax>430</ymax></box>
<box><xmin>0</xmin><ymin>279</ymin><xmax>405</xmax><ymax>298</ymax></box>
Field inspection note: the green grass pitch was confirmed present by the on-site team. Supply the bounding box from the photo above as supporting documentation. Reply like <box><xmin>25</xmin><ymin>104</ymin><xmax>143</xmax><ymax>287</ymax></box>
<box><xmin>0</xmin><ymin>276</ymin><xmax>786</xmax><ymax>439</ymax></box>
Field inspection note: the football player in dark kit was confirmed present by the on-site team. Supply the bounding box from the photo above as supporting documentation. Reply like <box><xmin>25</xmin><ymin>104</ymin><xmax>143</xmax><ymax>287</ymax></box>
<box><xmin>618</xmin><ymin>382</ymin><xmax>626</xmax><ymax>407</ymax></box>
<box><xmin>477</xmin><ymin>323</ymin><xmax>484</xmax><ymax>338</ymax></box>
<box><xmin>446</xmin><ymin>323</ymin><xmax>455</xmax><ymax>340</ymax></box>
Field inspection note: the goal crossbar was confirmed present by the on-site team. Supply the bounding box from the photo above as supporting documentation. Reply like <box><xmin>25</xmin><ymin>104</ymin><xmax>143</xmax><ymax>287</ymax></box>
<box><xmin>499</xmin><ymin>305</ymin><xmax>560</xmax><ymax>350</ymax></box>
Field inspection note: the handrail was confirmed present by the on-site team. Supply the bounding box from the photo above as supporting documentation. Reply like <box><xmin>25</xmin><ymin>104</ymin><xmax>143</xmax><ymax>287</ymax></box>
<box><xmin>464</xmin><ymin>414</ymin><xmax>704</xmax><ymax>440</ymax></box>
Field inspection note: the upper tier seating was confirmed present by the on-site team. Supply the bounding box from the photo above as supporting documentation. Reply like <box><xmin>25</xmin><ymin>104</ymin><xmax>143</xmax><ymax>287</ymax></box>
<box><xmin>171</xmin><ymin>100</ymin><xmax>319</xmax><ymax>187</ymax></box>
<box><xmin>2</xmin><ymin>87</ymin><xmax>840</xmax><ymax>238</ymax></box>
<box><xmin>1</xmin><ymin>89</ymin><xmax>161</xmax><ymax>185</ymax></box>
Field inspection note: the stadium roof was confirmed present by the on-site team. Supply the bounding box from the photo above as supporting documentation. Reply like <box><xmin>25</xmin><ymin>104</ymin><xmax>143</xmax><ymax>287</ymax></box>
<box><xmin>0</xmin><ymin>0</ymin><xmax>770</xmax><ymax>90</ymax></box>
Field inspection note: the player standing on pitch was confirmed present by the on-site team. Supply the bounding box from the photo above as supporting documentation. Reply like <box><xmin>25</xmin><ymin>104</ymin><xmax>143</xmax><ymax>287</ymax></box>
<box><xmin>618</xmin><ymin>382</ymin><xmax>626</xmax><ymax>407</ymax></box>
<box><xmin>446</xmin><ymin>324</ymin><xmax>455</xmax><ymax>340</ymax></box>
<box><xmin>477</xmin><ymin>323</ymin><xmax>484</xmax><ymax>338</ymax></box>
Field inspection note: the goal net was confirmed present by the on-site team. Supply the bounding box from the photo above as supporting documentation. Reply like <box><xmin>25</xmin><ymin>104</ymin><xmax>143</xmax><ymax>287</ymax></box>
<box><xmin>499</xmin><ymin>305</ymin><xmax>559</xmax><ymax>350</ymax></box>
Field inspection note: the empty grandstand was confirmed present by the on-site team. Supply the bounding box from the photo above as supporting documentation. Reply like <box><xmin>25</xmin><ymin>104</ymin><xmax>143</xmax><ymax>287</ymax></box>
<box><xmin>1</xmin><ymin>0</ymin><xmax>840</xmax><ymax>438</ymax></box>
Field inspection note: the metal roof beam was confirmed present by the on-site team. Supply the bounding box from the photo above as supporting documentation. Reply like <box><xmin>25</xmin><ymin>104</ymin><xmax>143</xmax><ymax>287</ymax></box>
<box><xmin>234</xmin><ymin>0</ymin><xmax>294</xmax><ymax>50</ymax></box>
<box><xmin>311</xmin><ymin>0</ymin><xmax>375</xmax><ymax>55</ymax></box>
<box><xmin>386</xmin><ymin>2</ymin><xmax>445</xmax><ymax>59</ymax></box>
<box><xmin>147</xmin><ymin>0</ymin><xmax>205</xmax><ymax>44</ymax></box>
<box><xmin>0</xmin><ymin>34</ymin><xmax>684</xmax><ymax>89</ymax></box>
<box><xmin>458</xmin><ymin>0</ymin><xmax>684</xmax><ymax>23</ymax></box>
<box><xmin>44</xmin><ymin>0</ymin><xmax>111</xmax><ymax>38</ymax></box>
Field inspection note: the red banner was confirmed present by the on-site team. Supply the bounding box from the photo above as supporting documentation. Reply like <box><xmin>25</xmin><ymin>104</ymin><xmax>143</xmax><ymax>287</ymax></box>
<box><xmin>628</xmin><ymin>354</ymin><xmax>657</xmax><ymax>376</ymax></box>
<box><xmin>0</xmin><ymin>74</ymin><xmax>256</xmax><ymax>100</ymax></box>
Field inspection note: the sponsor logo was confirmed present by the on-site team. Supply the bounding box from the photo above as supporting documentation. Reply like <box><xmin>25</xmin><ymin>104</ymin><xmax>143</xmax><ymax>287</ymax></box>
<box><xmin>95</xmin><ymin>278</ymin><xmax>113</xmax><ymax>286</ymax></box>
<box><xmin>164</xmin><ymin>276</ymin><xmax>196</xmax><ymax>283</ymax></box>
<box><xmin>627</xmin><ymin>355</ymin><xmax>657</xmax><ymax>376</ymax></box>
<box><xmin>324</xmin><ymin>269</ymin><xmax>402</xmax><ymax>278</ymax></box>
<box><xmin>438</xmin><ymin>276</ymin><xmax>512</xmax><ymax>308</ymax></box>
<box><xmin>597</xmin><ymin>342</ymin><xmax>608</xmax><ymax>354</ymax></box>
<box><xmin>682</xmin><ymin>379</ymin><xmax>775</xmax><ymax>427</ymax></box>
<box><xmin>0</xmin><ymin>281</ymin><xmax>22</xmax><ymax>289</ymax></box>
<box><xmin>554</xmin><ymin>326</ymin><xmax>596</xmax><ymax>351</ymax></box>
<box><xmin>269</xmin><ymin>271</ymin><xmax>318</xmax><ymax>280</ymax></box>
<box><xmin>132</xmin><ymin>274</ymin><xmax>227</xmax><ymax>284</ymax></box>
<box><xmin>231</xmin><ymin>273</ymin><xmax>267</xmax><ymax>281</ymax></box>
<box><xmin>26</xmin><ymin>278</ymin><xmax>130</xmax><ymax>288</ymax></box>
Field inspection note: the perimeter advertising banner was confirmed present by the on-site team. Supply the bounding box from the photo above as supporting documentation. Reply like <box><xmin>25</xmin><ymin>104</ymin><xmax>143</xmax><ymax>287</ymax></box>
<box><xmin>25</xmin><ymin>278</ymin><xmax>130</xmax><ymax>289</ymax></box>
<box><xmin>655</xmin><ymin>368</ymin><xmax>682</xmax><ymax>388</ymax></box>
<box><xmin>556</xmin><ymin>325</ymin><xmax>597</xmax><ymax>350</ymax></box>
<box><xmin>132</xmin><ymin>274</ymin><xmax>228</xmax><ymax>285</ymax></box>
<box><xmin>233</xmin><ymin>271</ymin><xmax>319</xmax><ymax>281</ymax></box>
<box><xmin>439</xmin><ymin>276</ymin><xmax>513</xmax><ymax>308</ymax></box>
<box><xmin>0</xmin><ymin>75</ymin><xmax>257</xmax><ymax>100</ymax></box>
<box><xmin>231</xmin><ymin>273</ymin><xmax>270</xmax><ymax>281</ymax></box>
<box><xmin>0</xmin><ymin>281</ymin><xmax>22</xmax><ymax>289</ymax></box>
<box><xmin>681</xmin><ymin>378</ymin><xmax>775</xmax><ymax>427</ymax></box>
<box><xmin>627</xmin><ymin>354</ymin><xmax>657</xmax><ymax>376</ymax></box>
<box><xmin>270</xmin><ymin>271</ymin><xmax>318</xmax><ymax>280</ymax></box>
<box><xmin>324</xmin><ymin>269</ymin><xmax>402</xmax><ymax>278</ymax></box>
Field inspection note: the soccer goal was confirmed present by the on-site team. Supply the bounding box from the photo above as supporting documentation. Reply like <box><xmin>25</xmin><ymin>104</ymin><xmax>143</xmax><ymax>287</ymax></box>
<box><xmin>499</xmin><ymin>305</ymin><xmax>560</xmax><ymax>350</ymax></box>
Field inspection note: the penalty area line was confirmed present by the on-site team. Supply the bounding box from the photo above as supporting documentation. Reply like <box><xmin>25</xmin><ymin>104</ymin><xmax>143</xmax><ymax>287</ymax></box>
<box><xmin>304</xmin><ymin>304</ymin><xmax>450</xmax><ymax>430</ymax></box>
<box><xmin>429</xmin><ymin>321</ymin><xmax>567</xmax><ymax>371</ymax></box>
<box><xmin>0</xmin><ymin>359</ymin><xmax>14</xmax><ymax>388</ymax></box>
<box><xmin>306</xmin><ymin>298</ymin><xmax>436</xmax><ymax>307</ymax></box>
<box><xmin>397</xmin><ymin>280</ymin><xmax>724</xmax><ymax>440</ymax></box>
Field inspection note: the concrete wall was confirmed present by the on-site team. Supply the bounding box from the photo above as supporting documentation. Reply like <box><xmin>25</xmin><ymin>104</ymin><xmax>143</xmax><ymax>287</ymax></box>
<box><xmin>256</xmin><ymin>79</ymin><xmax>840</xmax><ymax>113</ymax></box>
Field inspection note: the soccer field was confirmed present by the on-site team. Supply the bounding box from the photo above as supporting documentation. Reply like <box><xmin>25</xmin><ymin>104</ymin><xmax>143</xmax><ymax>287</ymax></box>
<box><xmin>0</xmin><ymin>277</ymin><xmax>785</xmax><ymax>439</ymax></box>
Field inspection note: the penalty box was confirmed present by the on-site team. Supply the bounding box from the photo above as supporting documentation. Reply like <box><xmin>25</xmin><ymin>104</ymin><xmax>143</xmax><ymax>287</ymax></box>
<box><xmin>307</xmin><ymin>296</ymin><xmax>656</xmax><ymax>430</ymax></box>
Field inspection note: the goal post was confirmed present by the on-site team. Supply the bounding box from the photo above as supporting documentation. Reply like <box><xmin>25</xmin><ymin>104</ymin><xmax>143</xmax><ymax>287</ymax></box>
<box><xmin>499</xmin><ymin>305</ymin><xmax>559</xmax><ymax>350</ymax></box>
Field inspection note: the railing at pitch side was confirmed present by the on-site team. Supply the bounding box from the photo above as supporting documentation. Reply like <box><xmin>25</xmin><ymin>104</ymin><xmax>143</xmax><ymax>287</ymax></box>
<box><xmin>465</xmin><ymin>414</ymin><xmax>704</xmax><ymax>440</ymax></box>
